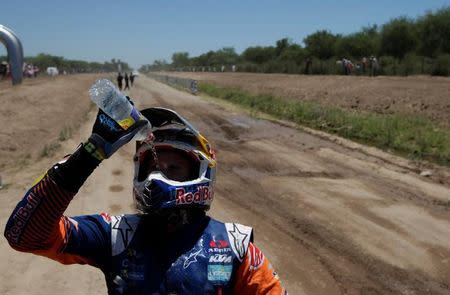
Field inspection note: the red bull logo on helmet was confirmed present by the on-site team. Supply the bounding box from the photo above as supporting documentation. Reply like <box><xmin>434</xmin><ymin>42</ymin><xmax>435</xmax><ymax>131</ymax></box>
<box><xmin>175</xmin><ymin>186</ymin><xmax>213</xmax><ymax>205</ymax></box>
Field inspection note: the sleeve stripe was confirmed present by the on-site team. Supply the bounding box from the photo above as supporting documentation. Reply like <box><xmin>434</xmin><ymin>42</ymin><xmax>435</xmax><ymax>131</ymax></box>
<box><xmin>22</xmin><ymin>214</ymin><xmax>55</xmax><ymax>239</ymax></box>
<box><xmin>5</xmin><ymin>173</ymin><xmax>75</xmax><ymax>250</ymax></box>
<box><xmin>19</xmin><ymin>223</ymin><xmax>48</xmax><ymax>243</ymax></box>
<box><xmin>48</xmin><ymin>178</ymin><xmax>71</xmax><ymax>204</ymax></box>
<box><xmin>18</xmin><ymin>211</ymin><xmax>54</xmax><ymax>243</ymax></box>
<box><xmin>43</xmin><ymin>181</ymin><xmax>65</xmax><ymax>208</ymax></box>
<box><xmin>39</xmin><ymin>179</ymin><xmax>66</xmax><ymax>209</ymax></box>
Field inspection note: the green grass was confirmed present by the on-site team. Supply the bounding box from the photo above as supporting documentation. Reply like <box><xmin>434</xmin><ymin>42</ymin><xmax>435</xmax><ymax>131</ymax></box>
<box><xmin>58</xmin><ymin>126</ymin><xmax>72</xmax><ymax>141</ymax></box>
<box><xmin>39</xmin><ymin>142</ymin><xmax>62</xmax><ymax>158</ymax></box>
<box><xmin>199</xmin><ymin>83</ymin><xmax>450</xmax><ymax>166</ymax></box>
<box><xmin>0</xmin><ymin>183</ymin><xmax>12</xmax><ymax>190</ymax></box>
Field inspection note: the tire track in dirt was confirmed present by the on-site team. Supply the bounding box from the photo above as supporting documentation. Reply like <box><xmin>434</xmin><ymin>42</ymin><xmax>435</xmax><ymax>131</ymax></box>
<box><xmin>135</xmin><ymin>76</ymin><xmax>450</xmax><ymax>294</ymax></box>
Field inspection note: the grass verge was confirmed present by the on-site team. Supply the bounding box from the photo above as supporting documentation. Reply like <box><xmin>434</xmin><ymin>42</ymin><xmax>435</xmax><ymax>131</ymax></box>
<box><xmin>199</xmin><ymin>83</ymin><xmax>450</xmax><ymax>166</ymax></box>
<box><xmin>59</xmin><ymin>126</ymin><xmax>73</xmax><ymax>141</ymax></box>
<box><xmin>39</xmin><ymin>142</ymin><xmax>62</xmax><ymax>158</ymax></box>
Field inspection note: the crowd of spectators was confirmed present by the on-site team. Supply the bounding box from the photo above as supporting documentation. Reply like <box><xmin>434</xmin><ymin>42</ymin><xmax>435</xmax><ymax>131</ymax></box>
<box><xmin>0</xmin><ymin>61</ymin><xmax>40</xmax><ymax>80</ymax></box>
<box><xmin>338</xmin><ymin>56</ymin><xmax>379</xmax><ymax>76</ymax></box>
<box><xmin>116</xmin><ymin>72</ymin><xmax>136</xmax><ymax>90</ymax></box>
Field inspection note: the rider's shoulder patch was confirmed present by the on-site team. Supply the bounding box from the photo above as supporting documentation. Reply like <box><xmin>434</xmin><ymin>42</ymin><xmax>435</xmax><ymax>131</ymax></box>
<box><xmin>225</xmin><ymin>223</ymin><xmax>253</xmax><ymax>262</ymax></box>
<box><xmin>111</xmin><ymin>214</ymin><xmax>141</xmax><ymax>256</ymax></box>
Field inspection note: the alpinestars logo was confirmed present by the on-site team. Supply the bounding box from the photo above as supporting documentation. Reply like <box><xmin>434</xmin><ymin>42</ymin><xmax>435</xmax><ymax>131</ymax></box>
<box><xmin>183</xmin><ymin>249</ymin><xmax>202</xmax><ymax>269</ymax></box>
<box><xmin>228</xmin><ymin>224</ymin><xmax>249</xmax><ymax>260</ymax></box>
<box><xmin>176</xmin><ymin>186</ymin><xmax>212</xmax><ymax>205</ymax></box>
<box><xmin>112</xmin><ymin>217</ymin><xmax>133</xmax><ymax>247</ymax></box>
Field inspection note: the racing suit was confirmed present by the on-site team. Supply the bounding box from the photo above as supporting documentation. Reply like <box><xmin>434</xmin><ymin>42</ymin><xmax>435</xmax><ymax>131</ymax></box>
<box><xmin>4</xmin><ymin>145</ymin><xmax>287</xmax><ymax>294</ymax></box>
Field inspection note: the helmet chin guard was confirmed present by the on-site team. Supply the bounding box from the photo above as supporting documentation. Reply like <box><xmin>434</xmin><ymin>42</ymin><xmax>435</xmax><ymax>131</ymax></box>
<box><xmin>133</xmin><ymin>108</ymin><xmax>216</xmax><ymax>214</ymax></box>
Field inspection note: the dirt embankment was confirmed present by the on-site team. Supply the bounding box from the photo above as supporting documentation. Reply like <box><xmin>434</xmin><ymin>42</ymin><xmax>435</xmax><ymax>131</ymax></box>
<box><xmin>0</xmin><ymin>74</ymin><xmax>104</xmax><ymax>171</ymax></box>
<box><xmin>163</xmin><ymin>72</ymin><xmax>450</xmax><ymax>127</ymax></box>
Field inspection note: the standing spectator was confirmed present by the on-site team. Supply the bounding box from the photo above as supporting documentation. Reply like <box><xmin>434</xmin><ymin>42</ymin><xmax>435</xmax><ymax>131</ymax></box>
<box><xmin>117</xmin><ymin>72</ymin><xmax>123</xmax><ymax>90</ymax></box>
<box><xmin>129</xmin><ymin>72</ymin><xmax>135</xmax><ymax>86</ymax></box>
<box><xmin>124</xmin><ymin>73</ymin><xmax>130</xmax><ymax>90</ymax></box>
<box><xmin>22</xmin><ymin>62</ymin><xmax>27</xmax><ymax>77</ymax></box>
<box><xmin>342</xmin><ymin>58</ymin><xmax>348</xmax><ymax>75</ymax></box>
<box><xmin>33</xmin><ymin>65</ymin><xmax>39</xmax><ymax>77</ymax></box>
<box><xmin>304</xmin><ymin>57</ymin><xmax>312</xmax><ymax>75</ymax></box>
<box><xmin>0</xmin><ymin>61</ymin><xmax>7</xmax><ymax>79</ymax></box>
<box><xmin>25</xmin><ymin>64</ymin><xmax>34</xmax><ymax>78</ymax></box>
<box><xmin>346</xmin><ymin>60</ymin><xmax>353</xmax><ymax>75</ymax></box>
<box><xmin>369</xmin><ymin>56</ymin><xmax>379</xmax><ymax>76</ymax></box>
<box><xmin>362</xmin><ymin>57</ymin><xmax>367</xmax><ymax>74</ymax></box>
<box><xmin>6</xmin><ymin>63</ymin><xmax>11</xmax><ymax>79</ymax></box>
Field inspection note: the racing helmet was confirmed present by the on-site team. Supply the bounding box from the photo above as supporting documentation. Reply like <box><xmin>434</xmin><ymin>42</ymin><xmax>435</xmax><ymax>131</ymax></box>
<box><xmin>133</xmin><ymin>107</ymin><xmax>216</xmax><ymax>214</ymax></box>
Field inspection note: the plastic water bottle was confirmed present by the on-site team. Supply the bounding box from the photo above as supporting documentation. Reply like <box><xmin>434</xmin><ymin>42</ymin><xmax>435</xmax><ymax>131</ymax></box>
<box><xmin>89</xmin><ymin>79</ymin><xmax>151</xmax><ymax>140</ymax></box>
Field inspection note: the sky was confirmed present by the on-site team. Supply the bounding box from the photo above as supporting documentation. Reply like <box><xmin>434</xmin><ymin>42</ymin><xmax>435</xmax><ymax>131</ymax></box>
<box><xmin>1</xmin><ymin>0</ymin><xmax>449</xmax><ymax>69</ymax></box>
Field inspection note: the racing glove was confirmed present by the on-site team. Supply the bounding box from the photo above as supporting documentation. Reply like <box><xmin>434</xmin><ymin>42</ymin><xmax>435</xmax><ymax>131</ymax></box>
<box><xmin>49</xmin><ymin>99</ymin><xmax>149</xmax><ymax>193</ymax></box>
<box><xmin>84</xmin><ymin>101</ymin><xmax>148</xmax><ymax>160</ymax></box>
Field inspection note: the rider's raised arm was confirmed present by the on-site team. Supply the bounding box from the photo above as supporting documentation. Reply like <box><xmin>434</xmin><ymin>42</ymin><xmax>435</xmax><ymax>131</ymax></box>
<box><xmin>4</xmin><ymin>97</ymin><xmax>148</xmax><ymax>268</ymax></box>
<box><xmin>4</xmin><ymin>145</ymin><xmax>111</xmax><ymax>267</ymax></box>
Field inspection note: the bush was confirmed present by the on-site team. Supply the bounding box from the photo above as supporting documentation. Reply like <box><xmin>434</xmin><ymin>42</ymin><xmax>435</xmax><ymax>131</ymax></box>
<box><xmin>432</xmin><ymin>54</ymin><xmax>450</xmax><ymax>76</ymax></box>
<box><xmin>398</xmin><ymin>54</ymin><xmax>421</xmax><ymax>76</ymax></box>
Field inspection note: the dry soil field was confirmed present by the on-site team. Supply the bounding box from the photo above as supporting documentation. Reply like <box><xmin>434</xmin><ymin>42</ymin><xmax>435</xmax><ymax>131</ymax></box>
<box><xmin>164</xmin><ymin>72</ymin><xmax>450</xmax><ymax>127</ymax></box>
<box><xmin>0</xmin><ymin>74</ymin><xmax>450</xmax><ymax>294</ymax></box>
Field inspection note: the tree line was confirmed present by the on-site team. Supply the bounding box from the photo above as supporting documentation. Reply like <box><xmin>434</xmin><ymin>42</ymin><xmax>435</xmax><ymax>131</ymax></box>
<box><xmin>140</xmin><ymin>7</ymin><xmax>450</xmax><ymax>76</ymax></box>
<box><xmin>0</xmin><ymin>53</ymin><xmax>131</xmax><ymax>74</ymax></box>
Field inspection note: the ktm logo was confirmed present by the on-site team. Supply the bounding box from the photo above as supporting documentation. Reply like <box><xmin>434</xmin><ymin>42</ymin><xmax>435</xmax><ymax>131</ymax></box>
<box><xmin>209</xmin><ymin>254</ymin><xmax>232</xmax><ymax>263</ymax></box>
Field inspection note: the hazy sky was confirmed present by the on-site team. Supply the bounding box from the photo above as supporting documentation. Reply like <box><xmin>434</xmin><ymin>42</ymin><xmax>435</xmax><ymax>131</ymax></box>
<box><xmin>1</xmin><ymin>0</ymin><xmax>449</xmax><ymax>69</ymax></box>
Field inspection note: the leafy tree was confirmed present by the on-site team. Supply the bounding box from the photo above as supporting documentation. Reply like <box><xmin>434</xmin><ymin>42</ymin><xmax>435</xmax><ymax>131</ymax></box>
<box><xmin>275</xmin><ymin>38</ymin><xmax>290</xmax><ymax>57</ymax></box>
<box><xmin>22</xmin><ymin>53</ymin><xmax>131</xmax><ymax>73</ymax></box>
<box><xmin>196</xmin><ymin>51</ymin><xmax>215</xmax><ymax>66</ymax></box>
<box><xmin>141</xmin><ymin>59</ymin><xmax>170</xmax><ymax>72</ymax></box>
<box><xmin>277</xmin><ymin>44</ymin><xmax>305</xmax><ymax>65</ymax></box>
<box><xmin>360</xmin><ymin>24</ymin><xmax>380</xmax><ymax>55</ymax></box>
<box><xmin>380</xmin><ymin>17</ymin><xmax>418</xmax><ymax>59</ymax></box>
<box><xmin>209</xmin><ymin>47</ymin><xmax>240</xmax><ymax>65</ymax></box>
<box><xmin>417</xmin><ymin>7</ymin><xmax>450</xmax><ymax>57</ymax></box>
<box><xmin>171</xmin><ymin>52</ymin><xmax>190</xmax><ymax>67</ymax></box>
<box><xmin>336</xmin><ymin>30</ymin><xmax>379</xmax><ymax>58</ymax></box>
<box><xmin>145</xmin><ymin>7</ymin><xmax>450</xmax><ymax>76</ymax></box>
<box><xmin>242</xmin><ymin>46</ymin><xmax>275</xmax><ymax>64</ymax></box>
<box><xmin>303</xmin><ymin>30</ymin><xmax>339</xmax><ymax>59</ymax></box>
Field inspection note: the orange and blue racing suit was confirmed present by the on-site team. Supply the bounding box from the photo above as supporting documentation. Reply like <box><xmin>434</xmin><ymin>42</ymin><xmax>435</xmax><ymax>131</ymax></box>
<box><xmin>4</xmin><ymin>146</ymin><xmax>287</xmax><ymax>294</ymax></box>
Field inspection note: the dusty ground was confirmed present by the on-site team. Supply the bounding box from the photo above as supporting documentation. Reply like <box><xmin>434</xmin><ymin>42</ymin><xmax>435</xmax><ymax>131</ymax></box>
<box><xmin>163</xmin><ymin>72</ymin><xmax>450</xmax><ymax>128</ymax></box>
<box><xmin>0</xmin><ymin>74</ymin><xmax>450</xmax><ymax>294</ymax></box>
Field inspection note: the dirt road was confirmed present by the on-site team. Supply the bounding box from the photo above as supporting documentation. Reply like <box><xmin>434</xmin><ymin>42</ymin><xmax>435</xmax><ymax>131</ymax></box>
<box><xmin>1</xmin><ymin>75</ymin><xmax>450</xmax><ymax>294</ymax></box>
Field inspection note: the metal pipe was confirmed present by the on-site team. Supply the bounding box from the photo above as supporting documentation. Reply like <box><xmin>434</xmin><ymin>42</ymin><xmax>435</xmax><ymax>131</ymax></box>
<box><xmin>0</xmin><ymin>25</ymin><xmax>23</xmax><ymax>85</ymax></box>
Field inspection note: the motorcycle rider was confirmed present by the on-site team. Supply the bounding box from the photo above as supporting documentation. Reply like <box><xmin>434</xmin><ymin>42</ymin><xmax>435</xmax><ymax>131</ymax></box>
<box><xmin>4</xmin><ymin>101</ymin><xmax>287</xmax><ymax>294</ymax></box>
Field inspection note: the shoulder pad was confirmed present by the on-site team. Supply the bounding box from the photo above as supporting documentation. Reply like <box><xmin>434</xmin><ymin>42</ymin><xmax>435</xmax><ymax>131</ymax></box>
<box><xmin>111</xmin><ymin>214</ymin><xmax>141</xmax><ymax>256</ymax></box>
<box><xmin>225</xmin><ymin>223</ymin><xmax>253</xmax><ymax>262</ymax></box>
